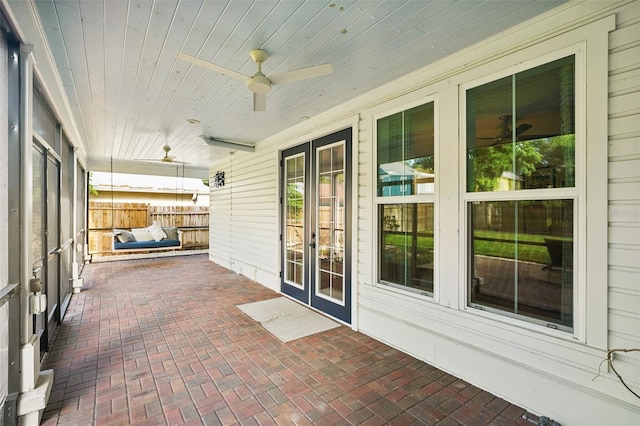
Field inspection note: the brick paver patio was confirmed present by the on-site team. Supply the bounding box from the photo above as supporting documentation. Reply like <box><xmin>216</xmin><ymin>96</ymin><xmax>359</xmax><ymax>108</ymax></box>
<box><xmin>41</xmin><ymin>254</ymin><xmax>534</xmax><ymax>425</ymax></box>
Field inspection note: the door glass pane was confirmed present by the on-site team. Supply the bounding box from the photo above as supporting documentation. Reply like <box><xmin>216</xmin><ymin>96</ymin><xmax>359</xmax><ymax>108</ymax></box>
<box><xmin>32</xmin><ymin>144</ymin><xmax>46</xmax><ymax>339</ymax></box>
<box><xmin>284</xmin><ymin>154</ymin><xmax>305</xmax><ymax>287</ymax></box>
<box><xmin>47</xmin><ymin>155</ymin><xmax>60</xmax><ymax>337</ymax></box>
<box><xmin>316</xmin><ymin>144</ymin><xmax>345</xmax><ymax>303</ymax></box>
<box><xmin>32</xmin><ymin>145</ymin><xmax>45</xmax><ymax>264</ymax></box>
<box><xmin>61</xmin><ymin>134</ymin><xmax>73</xmax><ymax>242</ymax></box>
<box><xmin>47</xmin><ymin>155</ymin><xmax>59</xmax><ymax>253</ymax></box>
<box><xmin>468</xmin><ymin>199</ymin><xmax>574</xmax><ymax>329</ymax></box>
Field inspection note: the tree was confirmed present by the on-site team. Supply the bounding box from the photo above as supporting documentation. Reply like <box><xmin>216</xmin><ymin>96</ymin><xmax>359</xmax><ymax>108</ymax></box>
<box><xmin>89</xmin><ymin>172</ymin><xmax>98</xmax><ymax>196</ymax></box>
<box><xmin>469</xmin><ymin>142</ymin><xmax>542</xmax><ymax>192</ymax></box>
<box><xmin>530</xmin><ymin>135</ymin><xmax>575</xmax><ymax>187</ymax></box>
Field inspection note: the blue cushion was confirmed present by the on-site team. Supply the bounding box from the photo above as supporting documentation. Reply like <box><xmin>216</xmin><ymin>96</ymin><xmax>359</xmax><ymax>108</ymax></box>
<box><xmin>114</xmin><ymin>239</ymin><xmax>180</xmax><ymax>250</ymax></box>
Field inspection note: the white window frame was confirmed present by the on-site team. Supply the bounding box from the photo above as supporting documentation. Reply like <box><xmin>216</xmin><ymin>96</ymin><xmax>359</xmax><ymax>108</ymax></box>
<box><xmin>283</xmin><ymin>151</ymin><xmax>306</xmax><ymax>291</ymax></box>
<box><xmin>314</xmin><ymin>140</ymin><xmax>348</xmax><ymax>306</ymax></box>
<box><xmin>459</xmin><ymin>40</ymin><xmax>598</xmax><ymax>343</ymax></box>
<box><xmin>373</xmin><ymin>95</ymin><xmax>439</xmax><ymax>300</ymax></box>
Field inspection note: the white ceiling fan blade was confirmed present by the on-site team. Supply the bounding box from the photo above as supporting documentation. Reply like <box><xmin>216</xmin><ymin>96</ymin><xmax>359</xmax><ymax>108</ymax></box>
<box><xmin>135</xmin><ymin>158</ymin><xmax>184</xmax><ymax>164</ymax></box>
<box><xmin>253</xmin><ymin>93</ymin><xmax>267</xmax><ymax>111</ymax></box>
<box><xmin>177</xmin><ymin>52</ymin><xmax>247</xmax><ymax>81</ymax></box>
<box><xmin>269</xmin><ymin>63</ymin><xmax>333</xmax><ymax>85</ymax></box>
<box><xmin>158</xmin><ymin>158</ymin><xmax>191</xmax><ymax>164</ymax></box>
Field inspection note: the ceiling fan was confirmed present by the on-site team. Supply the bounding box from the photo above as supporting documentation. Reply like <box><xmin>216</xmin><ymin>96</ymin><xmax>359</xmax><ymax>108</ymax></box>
<box><xmin>475</xmin><ymin>115</ymin><xmax>533</xmax><ymax>146</ymax></box>
<box><xmin>178</xmin><ymin>49</ymin><xmax>333</xmax><ymax>111</ymax></box>
<box><xmin>492</xmin><ymin>115</ymin><xmax>533</xmax><ymax>145</ymax></box>
<box><xmin>139</xmin><ymin>145</ymin><xmax>189</xmax><ymax>164</ymax></box>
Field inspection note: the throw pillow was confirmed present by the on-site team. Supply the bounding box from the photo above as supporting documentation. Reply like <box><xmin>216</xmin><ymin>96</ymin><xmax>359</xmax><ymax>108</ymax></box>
<box><xmin>131</xmin><ymin>227</ymin><xmax>154</xmax><ymax>242</ymax></box>
<box><xmin>115</xmin><ymin>230</ymin><xmax>135</xmax><ymax>243</ymax></box>
<box><xmin>162</xmin><ymin>226</ymin><xmax>179</xmax><ymax>241</ymax></box>
<box><xmin>148</xmin><ymin>221</ymin><xmax>168</xmax><ymax>242</ymax></box>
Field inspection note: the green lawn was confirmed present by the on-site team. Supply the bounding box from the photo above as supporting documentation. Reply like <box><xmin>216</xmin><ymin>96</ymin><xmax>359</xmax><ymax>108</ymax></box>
<box><xmin>384</xmin><ymin>230</ymin><xmax>570</xmax><ymax>265</ymax></box>
<box><xmin>472</xmin><ymin>231</ymin><xmax>549</xmax><ymax>264</ymax></box>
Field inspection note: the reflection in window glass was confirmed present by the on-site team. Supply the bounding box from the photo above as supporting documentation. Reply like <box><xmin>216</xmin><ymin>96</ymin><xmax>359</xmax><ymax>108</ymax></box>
<box><xmin>468</xmin><ymin>200</ymin><xmax>573</xmax><ymax>329</ymax></box>
<box><xmin>379</xmin><ymin>203</ymin><xmax>434</xmax><ymax>294</ymax></box>
<box><xmin>32</xmin><ymin>145</ymin><xmax>45</xmax><ymax>264</ymax></box>
<box><xmin>317</xmin><ymin>144</ymin><xmax>345</xmax><ymax>302</ymax></box>
<box><xmin>377</xmin><ymin>102</ymin><xmax>435</xmax><ymax>196</ymax></box>
<box><xmin>284</xmin><ymin>155</ymin><xmax>305</xmax><ymax>287</ymax></box>
<box><xmin>466</xmin><ymin>55</ymin><xmax>575</xmax><ymax>192</ymax></box>
<box><xmin>47</xmin><ymin>155</ymin><xmax>60</xmax><ymax>252</ymax></box>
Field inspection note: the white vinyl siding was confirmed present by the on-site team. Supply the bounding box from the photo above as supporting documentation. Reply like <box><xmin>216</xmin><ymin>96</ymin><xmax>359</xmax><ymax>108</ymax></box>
<box><xmin>209</xmin><ymin>144</ymin><xmax>280</xmax><ymax>288</ymax></box>
<box><xmin>356</xmin><ymin>113</ymin><xmax>374</xmax><ymax>295</ymax></box>
<box><xmin>606</xmin><ymin>0</ymin><xmax>640</xmax><ymax>398</ymax></box>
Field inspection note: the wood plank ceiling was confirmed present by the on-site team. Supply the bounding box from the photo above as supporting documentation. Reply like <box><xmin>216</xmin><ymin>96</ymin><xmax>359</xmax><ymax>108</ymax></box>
<box><xmin>31</xmin><ymin>0</ymin><xmax>566</xmax><ymax>176</ymax></box>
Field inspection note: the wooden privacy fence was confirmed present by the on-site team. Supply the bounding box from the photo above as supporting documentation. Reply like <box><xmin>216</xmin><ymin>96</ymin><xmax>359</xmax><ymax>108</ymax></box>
<box><xmin>88</xmin><ymin>202</ymin><xmax>209</xmax><ymax>254</ymax></box>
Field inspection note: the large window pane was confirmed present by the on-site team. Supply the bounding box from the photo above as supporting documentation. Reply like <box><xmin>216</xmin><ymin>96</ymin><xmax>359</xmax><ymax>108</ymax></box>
<box><xmin>379</xmin><ymin>203</ymin><xmax>434</xmax><ymax>294</ymax></box>
<box><xmin>468</xmin><ymin>199</ymin><xmax>573</xmax><ymax>329</ymax></box>
<box><xmin>377</xmin><ymin>102</ymin><xmax>435</xmax><ymax>196</ymax></box>
<box><xmin>466</xmin><ymin>56</ymin><xmax>575</xmax><ymax>192</ymax></box>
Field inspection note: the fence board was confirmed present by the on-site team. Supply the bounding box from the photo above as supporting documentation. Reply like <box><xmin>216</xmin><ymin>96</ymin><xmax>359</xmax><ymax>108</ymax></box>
<box><xmin>88</xmin><ymin>202</ymin><xmax>209</xmax><ymax>253</ymax></box>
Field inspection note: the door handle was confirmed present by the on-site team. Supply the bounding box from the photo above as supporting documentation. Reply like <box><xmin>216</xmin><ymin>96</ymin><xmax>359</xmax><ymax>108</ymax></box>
<box><xmin>309</xmin><ymin>233</ymin><xmax>316</xmax><ymax>249</ymax></box>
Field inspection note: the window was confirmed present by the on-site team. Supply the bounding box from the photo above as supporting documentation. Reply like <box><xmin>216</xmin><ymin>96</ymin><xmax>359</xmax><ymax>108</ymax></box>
<box><xmin>465</xmin><ymin>55</ymin><xmax>576</xmax><ymax>331</ymax></box>
<box><xmin>377</xmin><ymin>101</ymin><xmax>435</xmax><ymax>295</ymax></box>
<box><xmin>33</xmin><ymin>88</ymin><xmax>59</xmax><ymax>152</ymax></box>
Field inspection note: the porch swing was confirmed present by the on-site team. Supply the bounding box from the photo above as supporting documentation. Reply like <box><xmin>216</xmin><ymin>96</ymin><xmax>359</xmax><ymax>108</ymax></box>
<box><xmin>108</xmin><ymin>159</ymin><xmax>184</xmax><ymax>253</ymax></box>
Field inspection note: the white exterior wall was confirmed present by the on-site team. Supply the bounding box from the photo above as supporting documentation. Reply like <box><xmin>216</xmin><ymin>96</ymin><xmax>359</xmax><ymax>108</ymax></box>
<box><xmin>607</xmin><ymin>0</ymin><xmax>640</xmax><ymax>410</ymax></box>
<box><xmin>209</xmin><ymin>143</ymin><xmax>282</xmax><ymax>290</ymax></box>
<box><xmin>209</xmin><ymin>2</ymin><xmax>640</xmax><ymax>424</ymax></box>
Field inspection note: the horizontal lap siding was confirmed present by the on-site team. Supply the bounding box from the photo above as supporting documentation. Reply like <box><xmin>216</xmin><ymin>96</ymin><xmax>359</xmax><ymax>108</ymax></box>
<box><xmin>357</xmin><ymin>116</ymin><xmax>374</xmax><ymax>288</ymax></box>
<box><xmin>230</xmin><ymin>147</ymin><xmax>278</xmax><ymax>274</ymax></box>
<box><xmin>209</xmin><ymin>145</ymin><xmax>279</xmax><ymax>277</ymax></box>
<box><xmin>607</xmin><ymin>2</ymin><xmax>640</xmax><ymax>386</ymax></box>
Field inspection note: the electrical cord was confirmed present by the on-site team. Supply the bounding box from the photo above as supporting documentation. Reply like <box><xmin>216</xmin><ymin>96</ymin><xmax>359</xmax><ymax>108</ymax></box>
<box><xmin>607</xmin><ymin>348</ymin><xmax>640</xmax><ymax>399</ymax></box>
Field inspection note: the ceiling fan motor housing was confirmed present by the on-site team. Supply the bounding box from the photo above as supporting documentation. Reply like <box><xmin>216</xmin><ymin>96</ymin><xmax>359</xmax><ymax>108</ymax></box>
<box><xmin>247</xmin><ymin>73</ymin><xmax>271</xmax><ymax>93</ymax></box>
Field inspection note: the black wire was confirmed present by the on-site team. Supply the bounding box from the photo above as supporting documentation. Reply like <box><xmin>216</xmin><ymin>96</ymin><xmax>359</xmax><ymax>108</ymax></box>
<box><xmin>181</xmin><ymin>164</ymin><xmax>185</xmax><ymax>228</ymax></box>
<box><xmin>110</xmin><ymin>157</ymin><xmax>114</xmax><ymax>230</ymax></box>
<box><xmin>608</xmin><ymin>349</ymin><xmax>640</xmax><ymax>399</ymax></box>
<box><xmin>175</xmin><ymin>166</ymin><xmax>179</xmax><ymax>227</ymax></box>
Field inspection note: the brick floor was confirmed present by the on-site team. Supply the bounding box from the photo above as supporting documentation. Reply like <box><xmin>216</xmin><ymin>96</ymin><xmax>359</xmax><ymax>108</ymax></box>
<box><xmin>41</xmin><ymin>254</ymin><xmax>533</xmax><ymax>425</ymax></box>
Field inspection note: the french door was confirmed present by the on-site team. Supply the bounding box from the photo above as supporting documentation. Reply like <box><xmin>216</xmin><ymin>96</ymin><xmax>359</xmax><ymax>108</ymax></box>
<box><xmin>32</xmin><ymin>142</ymin><xmax>60</xmax><ymax>355</ymax></box>
<box><xmin>281</xmin><ymin>128</ymin><xmax>352</xmax><ymax>324</ymax></box>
